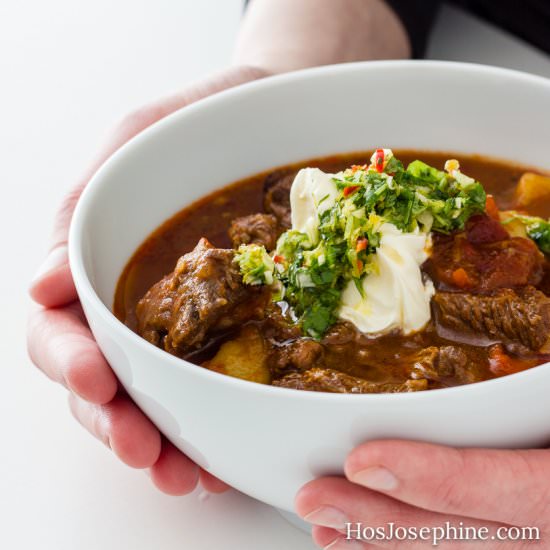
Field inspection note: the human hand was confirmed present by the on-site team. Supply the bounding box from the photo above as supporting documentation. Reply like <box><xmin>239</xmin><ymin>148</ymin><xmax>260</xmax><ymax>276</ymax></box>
<box><xmin>27</xmin><ymin>65</ymin><xmax>270</xmax><ymax>495</ymax></box>
<box><xmin>296</xmin><ymin>440</ymin><xmax>549</xmax><ymax>548</ymax></box>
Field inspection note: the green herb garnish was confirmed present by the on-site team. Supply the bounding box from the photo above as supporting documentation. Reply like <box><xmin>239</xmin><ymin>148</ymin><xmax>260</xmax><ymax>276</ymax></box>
<box><xmin>236</xmin><ymin>151</ymin><xmax>486</xmax><ymax>338</ymax></box>
<box><xmin>234</xmin><ymin>244</ymin><xmax>275</xmax><ymax>285</ymax></box>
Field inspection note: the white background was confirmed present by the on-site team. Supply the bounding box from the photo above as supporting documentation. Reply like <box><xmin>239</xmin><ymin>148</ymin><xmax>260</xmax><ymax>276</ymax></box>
<box><xmin>1</xmin><ymin>2</ymin><xmax>550</xmax><ymax>549</ymax></box>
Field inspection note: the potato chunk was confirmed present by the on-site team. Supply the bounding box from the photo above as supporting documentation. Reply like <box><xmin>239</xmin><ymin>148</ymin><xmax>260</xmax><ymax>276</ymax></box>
<box><xmin>203</xmin><ymin>326</ymin><xmax>271</xmax><ymax>384</ymax></box>
<box><xmin>515</xmin><ymin>172</ymin><xmax>550</xmax><ymax>208</ymax></box>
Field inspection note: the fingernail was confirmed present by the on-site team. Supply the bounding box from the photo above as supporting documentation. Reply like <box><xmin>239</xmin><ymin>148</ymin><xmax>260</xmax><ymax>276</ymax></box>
<box><xmin>325</xmin><ymin>536</ymin><xmax>365</xmax><ymax>549</ymax></box>
<box><xmin>31</xmin><ymin>245</ymin><xmax>68</xmax><ymax>283</ymax></box>
<box><xmin>303</xmin><ymin>506</ymin><xmax>349</xmax><ymax>529</ymax></box>
<box><xmin>350</xmin><ymin>466</ymin><xmax>398</xmax><ymax>491</ymax></box>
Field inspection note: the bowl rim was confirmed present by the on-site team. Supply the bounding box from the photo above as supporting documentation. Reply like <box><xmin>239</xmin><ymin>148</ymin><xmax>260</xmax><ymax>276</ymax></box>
<box><xmin>68</xmin><ymin>59</ymin><xmax>550</xmax><ymax>402</ymax></box>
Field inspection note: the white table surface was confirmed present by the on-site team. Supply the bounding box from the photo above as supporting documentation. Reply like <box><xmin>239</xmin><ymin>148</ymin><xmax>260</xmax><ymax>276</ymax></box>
<box><xmin>2</xmin><ymin>2</ymin><xmax>550</xmax><ymax>549</ymax></box>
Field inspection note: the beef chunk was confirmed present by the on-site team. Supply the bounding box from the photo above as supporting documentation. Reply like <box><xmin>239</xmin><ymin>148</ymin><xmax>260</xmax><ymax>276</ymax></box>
<box><xmin>136</xmin><ymin>238</ymin><xmax>268</xmax><ymax>355</ymax></box>
<box><xmin>410</xmin><ymin>345</ymin><xmax>484</xmax><ymax>385</ymax></box>
<box><xmin>263</xmin><ymin>171</ymin><xmax>294</xmax><ymax>230</ymax></box>
<box><xmin>409</xmin><ymin>347</ymin><xmax>441</xmax><ymax>380</ymax></box>
<box><xmin>228</xmin><ymin>213</ymin><xmax>279</xmax><ymax>251</ymax></box>
<box><xmin>273</xmin><ymin>368</ymin><xmax>427</xmax><ymax>393</ymax></box>
<box><xmin>466</xmin><ymin>214</ymin><xmax>509</xmax><ymax>245</ymax></box>
<box><xmin>536</xmin><ymin>259</ymin><xmax>550</xmax><ymax>296</ymax></box>
<box><xmin>269</xmin><ymin>339</ymin><xmax>325</xmax><ymax>376</ymax></box>
<box><xmin>438</xmin><ymin>346</ymin><xmax>469</xmax><ymax>378</ymax></box>
<box><xmin>260</xmin><ymin>302</ymin><xmax>303</xmax><ymax>341</ymax></box>
<box><xmin>433</xmin><ymin>287</ymin><xmax>550</xmax><ymax>351</ymax></box>
<box><xmin>322</xmin><ymin>321</ymin><xmax>358</xmax><ymax>346</ymax></box>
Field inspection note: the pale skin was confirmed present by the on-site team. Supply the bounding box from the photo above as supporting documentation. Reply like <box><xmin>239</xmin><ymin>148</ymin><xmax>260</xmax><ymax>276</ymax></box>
<box><xmin>27</xmin><ymin>0</ymin><xmax>549</xmax><ymax>547</ymax></box>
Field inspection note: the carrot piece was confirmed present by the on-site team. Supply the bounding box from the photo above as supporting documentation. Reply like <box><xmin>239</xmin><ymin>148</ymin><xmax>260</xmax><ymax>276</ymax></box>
<box><xmin>485</xmin><ymin>194</ymin><xmax>500</xmax><ymax>220</ymax></box>
<box><xmin>273</xmin><ymin>255</ymin><xmax>284</xmax><ymax>264</ymax></box>
<box><xmin>356</xmin><ymin>237</ymin><xmax>368</xmax><ymax>252</ymax></box>
<box><xmin>451</xmin><ymin>267</ymin><xmax>472</xmax><ymax>288</ymax></box>
<box><xmin>356</xmin><ymin>259</ymin><xmax>364</xmax><ymax>271</ymax></box>
<box><xmin>488</xmin><ymin>345</ymin><xmax>536</xmax><ymax>376</ymax></box>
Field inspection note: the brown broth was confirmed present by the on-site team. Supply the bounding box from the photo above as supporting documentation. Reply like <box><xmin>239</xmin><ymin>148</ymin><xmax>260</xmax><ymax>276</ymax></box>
<box><xmin>114</xmin><ymin>151</ymin><xmax>550</xmax><ymax>389</ymax></box>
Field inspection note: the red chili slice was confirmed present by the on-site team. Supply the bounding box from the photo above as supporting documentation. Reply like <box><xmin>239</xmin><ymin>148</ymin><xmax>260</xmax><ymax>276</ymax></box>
<box><xmin>343</xmin><ymin>185</ymin><xmax>360</xmax><ymax>197</ymax></box>
<box><xmin>485</xmin><ymin>194</ymin><xmax>500</xmax><ymax>221</ymax></box>
<box><xmin>374</xmin><ymin>149</ymin><xmax>385</xmax><ymax>173</ymax></box>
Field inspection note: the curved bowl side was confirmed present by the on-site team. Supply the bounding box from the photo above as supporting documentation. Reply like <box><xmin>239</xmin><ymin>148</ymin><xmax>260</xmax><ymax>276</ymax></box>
<box><xmin>69</xmin><ymin>61</ymin><xmax>550</xmax><ymax>511</ymax></box>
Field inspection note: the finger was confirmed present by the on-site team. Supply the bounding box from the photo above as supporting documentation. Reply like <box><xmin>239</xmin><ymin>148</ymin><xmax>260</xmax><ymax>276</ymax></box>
<box><xmin>148</xmin><ymin>439</ymin><xmax>199</xmax><ymax>496</ymax></box>
<box><xmin>199</xmin><ymin>469</ymin><xmax>231</xmax><ymax>494</ymax></box>
<box><xmin>345</xmin><ymin>440</ymin><xmax>550</xmax><ymax>527</ymax></box>
<box><xmin>68</xmin><ymin>392</ymin><xmax>161</xmax><ymax>469</ymax></box>
<box><xmin>27</xmin><ymin>303</ymin><xmax>118</xmax><ymax>404</ymax></box>
<box><xmin>312</xmin><ymin>526</ymin><xmax>373</xmax><ymax>549</ymax></box>
<box><xmin>296</xmin><ymin>477</ymin><xmax>514</xmax><ymax>550</ymax></box>
<box><xmin>29</xmin><ymin>244</ymin><xmax>77</xmax><ymax>307</ymax></box>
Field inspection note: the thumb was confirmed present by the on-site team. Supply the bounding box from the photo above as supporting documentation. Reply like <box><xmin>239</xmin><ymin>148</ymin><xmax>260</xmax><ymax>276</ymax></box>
<box><xmin>29</xmin><ymin>245</ymin><xmax>76</xmax><ymax>307</ymax></box>
<box><xmin>29</xmin><ymin>184</ymin><xmax>85</xmax><ymax>307</ymax></box>
<box><xmin>345</xmin><ymin>439</ymin><xmax>550</xmax><ymax>528</ymax></box>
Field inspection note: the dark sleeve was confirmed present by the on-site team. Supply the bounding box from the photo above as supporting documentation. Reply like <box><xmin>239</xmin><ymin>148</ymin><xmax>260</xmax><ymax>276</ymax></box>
<box><xmin>383</xmin><ymin>0</ymin><xmax>442</xmax><ymax>58</ymax></box>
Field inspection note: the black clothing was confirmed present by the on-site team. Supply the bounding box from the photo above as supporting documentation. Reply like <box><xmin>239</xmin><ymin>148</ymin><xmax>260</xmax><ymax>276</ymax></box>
<box><xmin>244</xmin><ymin>0</ymin><xmax>550</xmax><ymax>59</ymax></box>
<box><xmin>386</xmin><ymin>0</ymin><xmax>550</xmax><ymax>58</ymax></box>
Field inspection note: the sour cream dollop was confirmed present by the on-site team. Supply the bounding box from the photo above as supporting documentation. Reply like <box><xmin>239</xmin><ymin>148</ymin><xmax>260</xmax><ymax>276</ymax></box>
<box><xmin>289</xmin><ymin>168</ymin><xmax>434</xmax><ymax>335</ymax></box>
<box><xmin>339</xmin><ymin>224</ymin><xmax>434</xmax><ymax>334</ymax></box>
<box><xmin>290</xmin><ymin>167</ymin><xmax>340</xmax><ymax>243</ymax></box>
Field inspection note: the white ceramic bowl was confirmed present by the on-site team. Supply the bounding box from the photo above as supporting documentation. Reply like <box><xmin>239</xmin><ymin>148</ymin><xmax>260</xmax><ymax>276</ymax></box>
<box><xmin>69</xmin><ymin>61</ymin><xmax>550</xmax><ymax>513</ymax></box>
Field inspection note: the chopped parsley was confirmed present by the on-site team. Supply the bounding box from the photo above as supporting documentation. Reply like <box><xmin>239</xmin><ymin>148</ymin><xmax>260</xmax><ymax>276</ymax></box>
<box><xmin>236</xmin><ymin>150</ymin><xmax>487</xmax><ymax>338</ymax></box>
<box><xmin>234</xmin><ymin>244</ymin><xmax>275</xmax><ymax>285</ymax></box>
